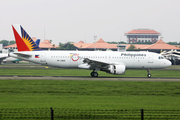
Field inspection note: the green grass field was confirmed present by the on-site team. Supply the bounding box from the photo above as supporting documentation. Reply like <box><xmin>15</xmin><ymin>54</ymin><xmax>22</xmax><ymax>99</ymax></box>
<box><xmin>1</xmin><ymin>80</ymin><xmax>180</xmax><ymax>119</ymax></box>
<box><xmin>0</xmin><ymin>80</ymin><xmax>180</xmax><ymax>110</ymax></box>
<box><xmin>0</xmin><ymin>66</ymin><xmax>180</xmax><ymax>119</ymax></box>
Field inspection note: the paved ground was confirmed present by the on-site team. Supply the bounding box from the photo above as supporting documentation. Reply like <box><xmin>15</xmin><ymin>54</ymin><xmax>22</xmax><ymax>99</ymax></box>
<box><xmin>0</xmin><ymin>64</ymin><xmax>180</xmax><ymax>70</ymax></box>
<box><xmin>0</xmin><ymin>76</ymin><xmax>180</xmax><ymax>81</ymax></box>
<box><xmin>0</xmin><ymin>64</ymin><xmax>179</xmax><ymax>81</ymax></box>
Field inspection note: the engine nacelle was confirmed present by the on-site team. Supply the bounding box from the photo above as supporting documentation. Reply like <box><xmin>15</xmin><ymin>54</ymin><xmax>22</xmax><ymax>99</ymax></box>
<box><xmin>108</xmin><ymin>65</ymin><xmax>126</xmax><ymax>75</ymax></box>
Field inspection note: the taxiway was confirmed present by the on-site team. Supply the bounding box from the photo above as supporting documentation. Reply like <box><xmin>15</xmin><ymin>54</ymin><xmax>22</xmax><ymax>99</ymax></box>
<box><xmin>0</xmin><ymin>76</ymin><xmax>180</xmax><ymax>81</ymax></box>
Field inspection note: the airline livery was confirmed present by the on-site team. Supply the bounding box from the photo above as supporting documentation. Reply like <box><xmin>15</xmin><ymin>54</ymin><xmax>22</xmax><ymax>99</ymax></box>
<box><xmin>0</xmin><ymin>39</ymin><xmax>40</xmax><ymax>64</ymax></box>
<box><xmin>9</xmin><ymin>24</ymin><xmax>171</xmax><ymax>78</ymax></box>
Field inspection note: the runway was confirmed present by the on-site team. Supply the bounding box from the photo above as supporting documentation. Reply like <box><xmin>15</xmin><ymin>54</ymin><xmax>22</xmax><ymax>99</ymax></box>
<box><xmin>0</xmin><ymin>76</ymin><xmax>180</xmax><ymax>81</ymax></box>
<box><xmin>0</xmin><ymin>64</ymin><xmax>179</xmax><ymax>81</ymax></box>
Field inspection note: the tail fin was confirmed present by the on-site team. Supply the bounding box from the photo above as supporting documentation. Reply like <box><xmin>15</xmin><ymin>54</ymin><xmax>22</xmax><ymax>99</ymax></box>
<box><xmin>12</xmin><ymin>24</ymin><xmax>41</xmax><ymax>51</ymax></box>
<box><xmin>35</xmin><ymin>39</ymin><xmax>40</xmax><ymax>46</ymax></box>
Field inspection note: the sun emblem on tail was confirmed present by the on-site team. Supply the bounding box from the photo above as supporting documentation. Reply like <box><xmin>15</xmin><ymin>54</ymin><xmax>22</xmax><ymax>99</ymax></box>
<box><xmin>21</xmin><ymin>26</ymin><xmax>40</xmax><ymax>51</ymax></box>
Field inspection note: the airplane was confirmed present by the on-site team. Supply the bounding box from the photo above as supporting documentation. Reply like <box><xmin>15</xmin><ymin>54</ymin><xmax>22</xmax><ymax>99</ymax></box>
<box><xmin>0</xmin><ymin>53</ymin><xmax>8</xmax><ymax>64</ymax></box>
<box><xmin>9</xmin><ymin>24</ymin><xmax>172</xmax><ymax>78</ymax></box>
<box><xmin>161</xmin><ymin>50</ymin><xmax>180</xmax><ymax>60</ymax></box>
<box><xmin>0</xmin><ymin>39</ymin><xmax>41</xmax><ymax>64</ymax></box>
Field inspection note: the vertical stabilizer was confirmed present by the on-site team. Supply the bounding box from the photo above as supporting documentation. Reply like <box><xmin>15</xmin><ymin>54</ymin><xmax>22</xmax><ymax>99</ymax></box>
<box><xmin>35</xmin><ymin>39</ymin><xmax>40</xmax><ymax>46</ymax></box>
<box><xmin>12</xmin><ymin>24</ymin><xmax>41</xmax><ymax>51</ymax></box>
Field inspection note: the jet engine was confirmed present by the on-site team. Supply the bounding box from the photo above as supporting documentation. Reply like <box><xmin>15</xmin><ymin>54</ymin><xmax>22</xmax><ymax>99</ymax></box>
<box><xmin>108</xmin><ymin>65</ymin><xmax>126</xmax><ymax>75</ymax></box>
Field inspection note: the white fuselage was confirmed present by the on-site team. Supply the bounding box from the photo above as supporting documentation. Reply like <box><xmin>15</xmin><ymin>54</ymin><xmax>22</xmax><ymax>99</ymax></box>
<box><xmin>10</xmin><ymin>51</ymin><xmax>171</xmax><ymax>69</ymax></box>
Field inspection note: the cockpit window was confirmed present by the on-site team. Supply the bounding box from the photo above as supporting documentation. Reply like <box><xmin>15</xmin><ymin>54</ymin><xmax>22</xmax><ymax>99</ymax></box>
<box><xmin>158</xmin><ymin>56</ymin><xmax>164</xmax><ymax>59</ymax></box>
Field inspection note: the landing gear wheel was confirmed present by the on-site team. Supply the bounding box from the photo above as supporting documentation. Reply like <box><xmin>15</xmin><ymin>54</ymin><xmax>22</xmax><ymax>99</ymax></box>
<box><xmin>93</xmin><ymin>72</ymin><xmax>98</xmax><ymax>77</ymax></box>
<box><xmin>147</xmin><ymin>69</ymin><xmax>151</xmax><ymax>78</ymax></box>
<box><xmin>91</xmin><ymin>72</ymin><xmax>94</xmax><ymax>77</ymax></box>
<box><xmin>91</xmin><ymin>72</ymin><xmax>98</xmax><ymax>77</ymax></box>
<box><xmin>147</xmin><ymin>74</ymin><xmax>151</xmax><ymax>78</ymax></box>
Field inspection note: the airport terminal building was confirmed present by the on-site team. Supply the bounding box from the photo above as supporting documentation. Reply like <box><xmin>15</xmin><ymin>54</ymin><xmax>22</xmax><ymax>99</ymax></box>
<box><xmin>125</xmin><ymin>29</ymin><xmax>161</xmax><ymax>43</ymax></box>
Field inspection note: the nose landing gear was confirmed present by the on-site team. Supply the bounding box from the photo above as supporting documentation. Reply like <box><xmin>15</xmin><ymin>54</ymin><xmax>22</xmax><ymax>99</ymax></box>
<box><xmin>147</xmin><ymin>69</ymin><xmax>151</xmax><ymax>78</ymax></box>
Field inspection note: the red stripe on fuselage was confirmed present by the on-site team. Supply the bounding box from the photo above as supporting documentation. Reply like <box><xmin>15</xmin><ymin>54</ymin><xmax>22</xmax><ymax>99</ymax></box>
<box><xmin>12</xmin><ymin>26</ymin><xmax>30</xmax><ymax>51</ymax></box>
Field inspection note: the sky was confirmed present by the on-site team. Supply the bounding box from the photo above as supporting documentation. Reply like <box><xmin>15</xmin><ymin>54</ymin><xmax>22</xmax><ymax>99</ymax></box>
<box><xmin>0</xmin><ymin>0</ymin><xmax>180</xmax><ymax>45</ymax></box>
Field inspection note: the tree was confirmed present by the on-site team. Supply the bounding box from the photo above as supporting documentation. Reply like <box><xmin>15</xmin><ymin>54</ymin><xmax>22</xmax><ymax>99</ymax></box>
<box><xmin>167</xmin><ymin>42</ymin><xmax>180</xmax><ymax>45</ymax></box>
<box><xmin>132</xmin><ymin>42</ymin><xmax>153</xmax><ymax>44</ymax></box>
<box><xmin>57</xmin><ymin>42</ymin><xmax>76</xmax><ymax>50</ymax></box>
<box><xmin>58</xmin><ymin>42</ymin><xmax>65</xmax><ymax>49</ymax></box>
<box><xmin>65</xmin><ymin>43</ymin><xmax>76</xmax><ymax>50</ymax></box>
<box><xmin>119</xmin><ymin>41</ymin><xmax>126</xmax><ymax>44</ymax></box>
<box><xmin>9</xmin><ymin>40</ymin><xmax>16</xmax><ymax>45</ymax></box>
<box><xmin>107</xmin><ymin>41</ymin><xmax>118</xmax><ymax>44</ymax></box>
<box><xmin>107</xmin><ymin>41</ymin><xmax>127</xmax><ymax>44</ymax></box>
<box><xmin>0</xmin><ymin>40</ymin><xmax>16</xmax><ymax>46</ymax></box>
<box><xmin>127</xmin><ymin>44</ymin><xmax>136</xmax><ymax>50</ymax></box>
<box><xmin>0</xmin><ymin>40</ymin><xmax>9</xmax><ymax>46</ymax></box>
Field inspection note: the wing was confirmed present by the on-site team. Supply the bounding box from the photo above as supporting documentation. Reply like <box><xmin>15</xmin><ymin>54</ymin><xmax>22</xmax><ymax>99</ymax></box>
<box><xmin>0</xmin><ymin>54</ymin><xmax>8</xmax><ymax>63</ymax></box>
<box><xmin>83</xmin><ymin>58</ymin><xmax>109</xmax><ymax>68</ymax></box>
<box><xmin>82</xmin><ymin>58</ymin><xmax>125</xmax><ymax>70</ymax></box>
<box><xmin>0</xmin><ymin>57</ymin><xmax>7</xmax><ymax>63</ymax></box>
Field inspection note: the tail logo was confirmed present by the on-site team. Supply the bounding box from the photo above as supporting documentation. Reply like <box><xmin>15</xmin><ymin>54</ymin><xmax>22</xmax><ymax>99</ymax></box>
<box><xmin>12</xmin><ymin>24</ymin><xmax>41</xmax><ymax>51</ymax></box>
<box><xmin>21</xmin><ymin>26</ymin><xmax>40</xmax><ymax>51</ymax></box>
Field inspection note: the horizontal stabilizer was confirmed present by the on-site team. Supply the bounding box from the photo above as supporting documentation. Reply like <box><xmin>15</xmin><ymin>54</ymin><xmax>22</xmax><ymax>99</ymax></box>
<box><xmin>13</xmin><ymin>53</ymin><xmax>32</xmax><ymax>58</ymax></box>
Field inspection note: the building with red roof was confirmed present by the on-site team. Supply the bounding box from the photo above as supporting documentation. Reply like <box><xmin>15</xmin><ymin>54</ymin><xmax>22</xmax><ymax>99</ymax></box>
<box><xmin>142</xmin><ymin>39</ymin><xmax>180</xmax><ymax>52</ymax></box>
<box><xmin>72</xmin><ymin>41</ymin><xmax>92</xmax><ymax>49</ymax></box>
<box><xmin>38</xmin><ymin>40</ymin><xmax>58</xmax><ymax>49</ymax></box>
<box><xmin>125</xmin><ymin>29</ymin><xmax>161</xmax><ymax>43</ymax></box>
<box><xmin>72</xmin><ymin>38</ymin><xmax>180</xmax><ymax>52</ymax></box>
<box><xmin>3</xmin><ymin>37</ymin><xmax>180</xmax><ymax>53</ymax></box>
<box><xmin>124</xmin><ymin>39</ymin><xmax>180</xmax><ymax>53</ymax></box>
<box><xmin>71</xmin><ymin>38</ymin><xmax>117</xmax><ymax>51</ymax></box>
<box><xmin>3</xmin><ymin>38</ymin><xmax>58</xmax><ymax>51</ymax></box>
<box><xmin>85</xmin><ymin>38</ymin><xmax>117</xmax><ymax>50</ymax></box>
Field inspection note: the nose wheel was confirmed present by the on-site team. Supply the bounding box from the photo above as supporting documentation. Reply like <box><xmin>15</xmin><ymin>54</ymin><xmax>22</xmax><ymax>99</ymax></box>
<box><xmin>147</xmin><ymin>74</ymin><xmax>151</xmax><ymax>78</ymax></box>
<box><xmin>147</xmin><ymin>69</ymin><xmax>151</xmax><ymax>78</ymax></box>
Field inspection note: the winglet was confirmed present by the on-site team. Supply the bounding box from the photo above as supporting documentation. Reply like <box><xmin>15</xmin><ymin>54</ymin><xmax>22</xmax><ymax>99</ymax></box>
<box><xmin>12</xmin><ymin>24</ymin><xmax>41</xmax><ymax>51</ymax></box>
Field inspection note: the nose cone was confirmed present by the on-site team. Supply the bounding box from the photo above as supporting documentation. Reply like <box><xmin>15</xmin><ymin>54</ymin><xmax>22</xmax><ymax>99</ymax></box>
<box><xmin>166</xmin><ymin>60</ymin><xmax>172</xmax><ymax>67</ymax></box>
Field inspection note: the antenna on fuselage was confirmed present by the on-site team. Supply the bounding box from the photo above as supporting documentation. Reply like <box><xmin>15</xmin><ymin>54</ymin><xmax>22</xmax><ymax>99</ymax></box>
<box><xmin>94</xmin><ymin>36</ymin><xmax>97</xmax><ymax>51</ymax></box>
<box><xmin>44</xmin><ymin>26</ymin><xmax>45</xmax><ymax>40</ymax></box>
<box><xmin>160</xmin><ymin>36</ymin><xmax>164</xmax><ymax>53</ymax></box>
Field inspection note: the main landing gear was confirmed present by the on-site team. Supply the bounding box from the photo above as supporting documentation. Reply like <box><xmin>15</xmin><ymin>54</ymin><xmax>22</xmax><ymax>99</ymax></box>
<box><xmin>147</xmin><ymin>69</ymin><xmax>151</xmax><ymax>78</ymax></box>
<box><xmin>91</xmin><ymin>72</ymin><xmax>98</xmax><ymax>77</ymax></box>
<box><xmin>91</xmin><ymin>69</ymin><xmax>99</xmax><ymax>77</ymax></box>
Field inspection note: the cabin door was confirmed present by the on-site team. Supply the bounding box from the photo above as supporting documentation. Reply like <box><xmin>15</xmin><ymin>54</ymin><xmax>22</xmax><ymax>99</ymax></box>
<box><xmin>148</xmin><ymin>54</ymin><xmax>153</xmax><ymax>63</ymax></box>
<box><xmin>41</xmin><ymin>52</ymin><xmax>46</xmax><ymax>62</ymax></box>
